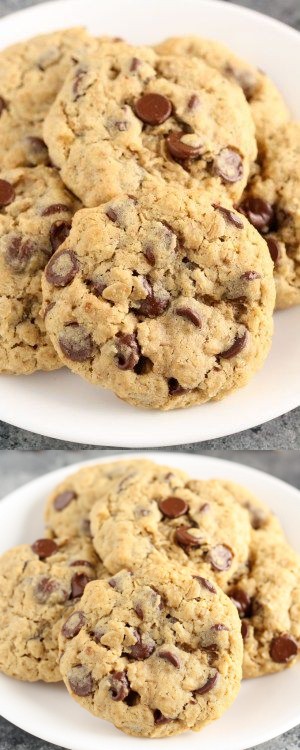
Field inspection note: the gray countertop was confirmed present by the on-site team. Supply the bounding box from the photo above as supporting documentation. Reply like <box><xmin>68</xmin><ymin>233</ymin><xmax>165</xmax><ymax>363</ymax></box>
<box><xmin>0</xmin><ymin>0</ymin><xmax>299</xmax><ymax>450</ymax></box>
<box><xmin>0</xmin><ymin>448</ymin><xmax>300</xmax><ymax>750</ymax></box>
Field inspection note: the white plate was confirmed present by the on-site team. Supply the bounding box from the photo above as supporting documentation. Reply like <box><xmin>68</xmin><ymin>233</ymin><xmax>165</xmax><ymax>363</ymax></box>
<box><xmin>0</xmin><ymin>451</ymin><xmax>300</xmax><ymax>750</ymax></box>
<box><xmin>0</xmin><ymin>0</ymin><xmax>300</xmax><ymax>446</ymax></box>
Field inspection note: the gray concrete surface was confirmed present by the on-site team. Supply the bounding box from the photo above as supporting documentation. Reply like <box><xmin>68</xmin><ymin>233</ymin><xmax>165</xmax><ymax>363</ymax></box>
<box><xmin>0</xmin><ymin>449</ymin><xmax>300</xmax><ymax>749</ymax></box>
<box><xmin>0</xmin><ymin>0</ymin><xmax>299</xmax><ymax>449</ymax></box>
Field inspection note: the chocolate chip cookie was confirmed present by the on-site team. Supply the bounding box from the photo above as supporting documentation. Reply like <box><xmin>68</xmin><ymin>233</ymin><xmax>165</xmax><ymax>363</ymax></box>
<box><xmin>90</xmin><ymin>476</ymin><xmax>252</xmax><ymax>588</ymax></box>
<box><xmin>227</xmin><ymin>531</ymin><xmax>300</xmax><ymax>678</ymax></box>
<box><xmin>239</xmin><ymin>122</ymin><xmax>300</xmax><ymax>309</ymax></box>
<box><xmin>42</xmin><ymin>176</ymin><xmax>275</xmax><ymax>409</ymax></box>
<box><xmin>44</xmin><ymin>459</ymin><xmax>188</xmax><ymax>538</ymax></box>
<box><xmin>43</xmin><ymin>42</ymin><xmax>256</xmax><ymax>206</ymax></box>
<box><xmin>0</xmin><ymin>165</ymin><xmax>79</xmax><ymax>374</ymax></box>
<box><xmin>58</xmin><ymin>557</ymin><xmax>243</xmax><ymax>737</ymax></box>
<box><xmin>155</xmin><ymin>36</ymin><xmax>289</xmax><ymax>149</ymax></box>
<box><xmin>0</xmin><ymin>536</ymin><xmax>103</xmax><ymax>682</ymax></box>
<box><xmin>0</xmin><ymin>28</ymin><xmax>98</xmax><ymax>169</ymax></box>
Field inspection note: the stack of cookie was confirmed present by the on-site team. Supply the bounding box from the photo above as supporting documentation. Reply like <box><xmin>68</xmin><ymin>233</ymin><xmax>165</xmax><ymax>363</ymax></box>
<box><xmin>0</xmin><ymin>459</ymin><xmax>299</xmax><ymax>738</ymax></box>
<box><xmin>0</xmin><ymin>30</ymin><xmax>299</xmax><ymax>409</ymax></box>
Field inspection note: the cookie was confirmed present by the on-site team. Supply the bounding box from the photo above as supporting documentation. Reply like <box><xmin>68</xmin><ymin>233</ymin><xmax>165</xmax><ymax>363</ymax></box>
<box><xmin>58</xmin><ymin>557</ymin><xmax>243</xmax><ymax>737</ymax></box>
<box><xmin>0</xmin><ymin>536</ymin><xmax>104</xmax><ymax>682</ymax></box>
<box><xmin>0</xmin><ymin>165</ymin><xmax>79</xmax><ymax>374</ymax></box>
<box><xmin>226</xmin><ymin>531</ymin><xmax>300</xmax><ymax>678</ymax></box>
<box><xmin>90</xmin><ymin>476</ymin><xmax>252</xmax><ymax>588</ymax></box>
<box><xmin>239</xmin><ymin>122</ymin><xmax>300</xmax><ymax>309</ymax></box>
<box><xmin>155</xmin><ymin>36</ymin><xmax>289</xmax><ymax>149</ymax></box>
<box><xmin>44</xmin><ymin>459</ymin><xmax>188</xmax><ymax>538</ymax></box>
<box><xmin>0</xmin><ymin>28</ymin><xmax>98</xmax><ymax>169</ymax></box>
<box><xmin>43</xmin><ymin>43</ymin><xmax>257</xmax><ymax>206</ymax></box>
<box><xmin>42</xmin><ymin>176</ymin><xmax>275</xmax><ymax>410</ymax></box>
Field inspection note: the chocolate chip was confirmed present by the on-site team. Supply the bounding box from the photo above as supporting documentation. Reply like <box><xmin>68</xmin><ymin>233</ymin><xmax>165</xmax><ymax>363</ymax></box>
<box><xmin>109</xmin><ymin>671</ymin><xmax>130</xmax><ymax>701</ymax></box>
<box><xmin>225</xmin><ymin>64</ymin><xmax>258</xmax><ymax>101</ymax></box>
<box><xmin>0</xmin><ymin>179</ymin><xmax>15</xmax><ymax>207</ymax></box>
<box><xmin>208</xmin><ymin>544</ymin><xmax>233</xmax><ymax>571</ymax></box>
<box><xmin>176</xmin><ymin>306</ymin><xmax>202</xmax><ymax>327</ymax></box>
<box><xmin>143</xmin><ymin>244</ymin><xmax>156</xmax><ymax>266</ymax></box>
<box><xmin>212</xmin><ymin>204</ymin><xmax>244</xmax><ymax>228</ymax></box>
<box><xmin>45</xmin><ymin>249</ymin><xmax>79</xmax><ymax>286</ymax></box>
<box><xmin>42</xmin><ymin>203</ymin><xmax>71</xmax><ymax>216</ymax></box>
<box><xmin>241</xmin><ymin>271</ymin><xmax>261</xmax><ymax>281</ymax></box>
<box><xmin>167</xmin><ymin>130</ymin><xmax>202</xmax><ymax>161</ymax></box>
<box><xmin>5</xmin><ymin>237</ymin><xmax>36</xmax><ymax>272</ymax></box>
<box><xmin>130</xmin><ymin>57</ymin><xmax>141</xmax><ymax>72</ymax></box>
<box><xmin>71</xmin><ymin>573</ymin><xmax>93</xmax><ymax>599</ymax></box>
<box><xmin>106</xmin><ymin>207</ymin><xmax>118</xmax><ymax>223</ymax></box>
<box><xmin>159</xmin><ymin>650</ymin><xmax>180</xmax><ymax>668</ymax></box>
<box><xmin>54</xmin><ymin>490</ymin><xmax>77</xmax><ymax>511</ymax></box>
<box><xmin>0</xmin><ymin>96</ymin><xmax>7</xmax><ymax>115</ymax></box>
<box><xmin>115</xmin><ymin>332</ymin><xmax>140</xmax><ymax>370</ymax></box>
<box><xmin>23</xmin><ymin>136</ymin><xmax>49</xmax><ymax>166</ymax></box>
<box><xmin>135</xmin><ymin>93</ymin><xmax>172</xmax><ymax>125</ymax></box>
<box><xmin>239</xmin><ymin>196</ymin><xmax>274</xmax><ymax>232</ymax></box>
<box><xmin>125</xmin><ymin>690</ymin><xmax>140</xmax><ymax>706</ymax></box>
<box><xmin>188</xmin><ymin>94</ymin><xmax>200</xmax><ymax>110</ymax></box>
<box><xmin>50</xmin><ymin>220</ymin><xmax>72</xmax><ymax>252</ymax></box>
<box><xmin>128</xmin><ymin>630</ymin><xmax>155</xmax><ymax>660</ymax></box>
<box><xmin>153</xmin><ymin>710</ymin><xmax>172</xmax><ymax>725</ymax></box>
<box><xmin>134</xmin><ymin>355</ymin><xmax>153</xmax><ymax>375</ymax></box>
<box><xmin>213</xmin><ymin>148</ymin><xmax>243</xmax><ymax>183</ymax></box>
<box><xmin>219</xmin><ymin>331</ymin><xmax>248</xmax><ymax>359</ymax></box>
<box><xmin>134</xmin><ymin>604</ymin><xmax>144</xmax><ymax>620</ymax></box>
<box><xmin>135</xmin><ymin>285</ymin><xmax>170</xmax><ymax>318</ymax></box>
<box><xmin>269</xmin><ymin>634</ymin><xmax>298</xmax><ymax>663</ymax></box>
<box><xmin>72</xmin><ymin>68</ymin><xmax>88</xmax><ymax>100</ymax></box>
<box><xmin>266</xmin><ymin>236</ymin><xmax>280</xmax><ymax>264</ymax></box>
<box><xmin>86</xmin><ymin>278</ymin><xmax>107</xmax><ymax>296</ymax></box>
<box><xmin>158</xmin><ymin>496</ymin><xmax>188</xmax><ymax>518</ymax></box>
<box><xmin>211</xmin><ymin>624</ymin><xmax>229</xmax><ymax>631</ymax></box>
<box><xmin>175</xmin><ymin>526</ymin><xmax>202</xmax><ymax>548</ymax></box>
<box><xmin>193</xmin><ymin>576</ymin><xmax>217</xmax><ymax>594</ymax></box>
<box><xmin>168</xmin><ymin>378</ymin><xmax>186</xmax><ymax>396</ymax></box>
<box><xmin>228</xmin><ymin>587</ymin><xmax>252</xmax><ymax>618</ymax></box>
<box><xmin>59</xmin><ymin>323</ymin><xmax>93</xmax><ymax>362</ymax></box>
<box><xmin>62</xmin><ymin>611</ymin><xmax>86</xmax><ymax>639</ymax></box>
<box><xmin>69</xmin><ymin>560</ymin><xmax>94</xmax><ymax>568</ymax></box>
<box><xmin>241</xmin><ymin>621</ymin><xmax>249</xmax><ymax>640</ymax></box>
<box><xmin>108</xmin><ymin>578</ymin><xmax>117</xmax><ymax>588</ymax></box>
<box><xmin>31</xmin><ymin>538</ymin><xmax>58</xmax><ymax>559</ymax></box>
<box><xmin>35</xmin><ymin>576</ymin><xmax>68</xmax><ymax>603</ymax></box>
<box><xmin>194</xmin><ymin>671</ymin><xmax>218</xmax><ymax>694</ymax></box>
<box><xmin>68</xmin><ymin>665</ymin><xmax>94</xmax><ymax>696</ymax></box>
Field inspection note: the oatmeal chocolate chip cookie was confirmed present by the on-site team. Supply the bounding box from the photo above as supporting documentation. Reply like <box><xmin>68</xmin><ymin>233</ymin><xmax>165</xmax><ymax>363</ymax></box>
<box><xmin>58</xmin><ymin>557</ymin><xmax>243</xmax><ymax>737</ymax></box>
<box><xmin>90</xmin><ymin>476</ymin><xmax>252</xmax><ymax>588</ymax></box>
<box><xmin>226</xmin><ymin>531</ymin><xmax>300</xmax><ymax>678</ymax></box>
<box><xmin>238</xmin><ymin>122</ymin><xmax>300</xmax><ymax>309</ymax></box>
<box><xmin>42</xmin><ymin>176</ymin><xmax>275</xmax><ymax>410</ymax></box>
<box><xmin>43</xmin><ymin>42</ymin><xmax>256</xmax><ymax>206</ymax></box>
<box><xmin>44</xmin><ymin>459</ymin><xmax>189</xmax><ymax>538</ymax></box>
<box><xmin>155</xmin><ymin>36</ymin><xmax>289</xmax><ymax>149</ymax></box>
<box><xmin>0</xmin><ymin>165</ymin><xmax>79</xmax><ymax>374</ymax></box>
<box><xmin>0</xmin><ymin>28</ymin><xmax>98</xmax><ymax>169</ymax></box>
<box><xmin>0</xmin><ymin>536</ymin><xmax>104</xmax><ymax>682</ymax></box>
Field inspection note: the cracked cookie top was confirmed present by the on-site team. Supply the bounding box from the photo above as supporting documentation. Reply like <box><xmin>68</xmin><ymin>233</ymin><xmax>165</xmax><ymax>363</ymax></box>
<box><xmin>155</xmin><ymin>36</ymin><xmax>289</xmax><ymax>150</ymax></box>
<box><xmin>42</xmin><ymin>176</ymin><xmax>275</xmax><ymax>409</ymax></box>
<box><xmin>0</xmin><ymin>537</ymin><xmax>105</xmax><ymax>682</ymax></box>
<box><xmin>0</xmin><ymin>28</ymin><xmax>98</xmax><ymax>169</ymax></box>
<box><xmin>0</xmin><ymin>165</ymin><xmax>79</xmax><ymax>374</ymax></box>
<box><xmin>43</xmin><ymin>42</ymin><xmax>257</xmax><ymax>206</ymax></box>
<box><xmin>58</xmin><ymin>557</ymin><xmax>243</xmax><ymax>737</ymax></box>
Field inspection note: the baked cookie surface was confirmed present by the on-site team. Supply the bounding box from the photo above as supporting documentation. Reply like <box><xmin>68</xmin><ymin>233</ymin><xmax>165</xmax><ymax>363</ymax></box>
<box><xmin>0</xmin><ymin>28</ymin><xmax>98</xmax><ymax>169</ymax></box>
<box><xmin>239</xmin><ymin>122</ymin><xmax>300</xmax><ymax>309</ymax></box>
<box><xmin>59</xmin><ymin>558</ymin><xmax>243</xmax><ymax>737</ymax></box>
<box><xmin>0</xmin><ymin>536</ymin><xmax>103</xmax><ymax>682</ymax></box>
<box><xmin>44</xmin><ymin>459</ymin><xmax>188</xmax><ymax>538</ymax></box>
<box><xmin>43</xmin><ymin>43</ymin><xmax>257</xmax><ymax>206</ymax></box>
<box><xmin>155</xmin><ymin>36</ymin><xmax>289</xmax><ymax>149</ymax></box>
<box><xmin>42</xmin><ymin>177</ymin><xmax>275</xmax><ymax>409</ymax></box>
<box><xmin>0</xmin><ymin>165</ymin><xmax>79</xmax><ymax>374</ymax></box>
<box><xmin>90</xmin><ymin>476</ymin><xmax>252</xmax><ymax>587</ymax></box>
